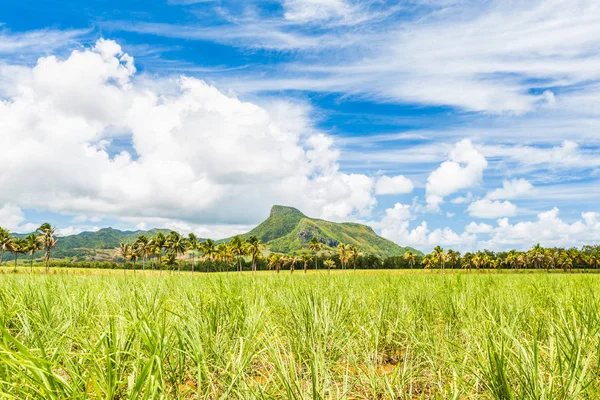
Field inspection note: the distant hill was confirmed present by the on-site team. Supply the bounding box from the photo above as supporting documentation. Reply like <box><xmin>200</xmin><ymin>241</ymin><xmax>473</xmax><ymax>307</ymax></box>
<box><xmin>51</xmin><ymin>228</ymin><xmax>171</xmax><ymax>260</ymax></box>
<box><xmin>228</xmin><ymin>205</ymin><xmax>422</xmax><ymax>258</ymax></box>
<box><xmin>15</xmin><ymin>206</ymin><xmax>420</xmax><ymax>261</ymax></box>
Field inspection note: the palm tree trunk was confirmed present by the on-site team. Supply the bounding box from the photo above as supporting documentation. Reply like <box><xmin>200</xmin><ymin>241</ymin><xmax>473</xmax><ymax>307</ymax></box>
<box><xmin>192</xmin><ymin>253</ymin><xmax>195</xmax><ymax>273</ymax></box>
<box><xmin>30</xmin><ymin>253</ymin><xmax>34</xmax><ymax>273</ymax></box>
<box><xmin>0</xmin><ymin>249</ymin><xmax>4</xmax><ymax>266</ymax></box>
<box><xmin>14</xmin><ymin>252</ymin><xmax>18</xmax><ymax>272</ymax></box>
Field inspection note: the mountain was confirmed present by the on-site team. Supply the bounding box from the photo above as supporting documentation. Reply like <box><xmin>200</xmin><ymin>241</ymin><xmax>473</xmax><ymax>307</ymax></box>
<box><xmin>24</xmin><ymin>206</ymin><xmax>419</xmax><ymax>261</ymax></box>
<box><xmin>51</xmin><ymin>228</ymin><xmax>171</xmax><ymax>260</ymax></box>
<box><xmin>232</xmin><ymin>205</ymin><xmax>421</xmax><ymax>258</ymax></box>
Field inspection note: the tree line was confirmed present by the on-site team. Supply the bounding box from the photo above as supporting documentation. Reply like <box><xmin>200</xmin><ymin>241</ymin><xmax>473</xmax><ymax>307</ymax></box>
<box><xmin>0</xmin><ymin>224</ymin><xmax>57</xmax><ymax>272</ymax></box>
<box><xmin>2</xmin><ymin>224</ymin><xmax>600</xmax><ymax>273</ymax></box>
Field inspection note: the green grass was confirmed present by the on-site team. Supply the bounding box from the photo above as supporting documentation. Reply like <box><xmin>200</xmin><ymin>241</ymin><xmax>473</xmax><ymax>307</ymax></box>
<box><xmin>0</xmin><ymin>271</ymin><xmax>599</xmax><ymax>399</ymax></box>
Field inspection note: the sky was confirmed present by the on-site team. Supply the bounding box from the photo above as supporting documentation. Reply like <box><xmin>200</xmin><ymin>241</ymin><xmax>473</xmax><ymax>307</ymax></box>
<box><xmin>1</xmin><ymin>0</ymin><xmax>600</xmax><ymax>252</ymax></box>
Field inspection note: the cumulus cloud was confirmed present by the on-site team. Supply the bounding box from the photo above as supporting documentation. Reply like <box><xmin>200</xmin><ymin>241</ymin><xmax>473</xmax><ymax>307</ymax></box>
<box><xmin>374</xmin><ymin>175</ymin><xmax>414</xmax><ymax>195</ymax></box>
<box><xmin>377</xmin><ymin>206</ymin><xmax>600</xmax><ymax>252</ymax></box>
<box><xmin>425</xmin><ymin>139</ymin><xmax>487</xmax><ymax>211</ymax></box>
<box><xmin>374</xmin><ymin>202</ymin><xmax>476</xmax><ymax>251</ymax></box>
<box><xmin>467</xmin><ymin>199</ymin><xmax>517</xmax><ymax>219</ymax></box>
<box><xmin>479</xmin><ymin>208</ymin><xmax>600</xmax><ymax>250</ymax></box>
<box><xmin>0</xmin><ymin>204</ymin><xmax>37</xmax><ymax>233</ymax></box>
<box><xmin>465</xmin><ymin>221</ymin><xmax>494</xmax><ymax>234</ymax></box>
<box><xmin>0</xmin><ymin>39</ymin><xmax>382</xmax><ymax>229</ymax></box>
<box><xmin>486</xmin><ymin>178</ymin><xmax>533</xmax><ymax>200</ymax></box>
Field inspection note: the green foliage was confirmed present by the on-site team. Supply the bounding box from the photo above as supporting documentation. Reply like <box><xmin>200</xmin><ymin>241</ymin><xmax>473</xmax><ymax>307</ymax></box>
<box><xmin>0</xmin><ymin>273</ymin><xmax>599</xmax><ymax>398</ymax></box>
<box><xmin>234</xmin><ymin>205</ymin><xmax>421</xmax><ymax>258</ymax></box>
<box><xmin>55</xmin><ymin>227</ymin><xmax>172</xmax><ymax>252</ymax></box>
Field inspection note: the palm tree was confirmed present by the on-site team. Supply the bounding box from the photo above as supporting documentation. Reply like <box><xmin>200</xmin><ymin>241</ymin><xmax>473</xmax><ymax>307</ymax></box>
<box><xmin>216</xmin><ymin>243</ymin><xmax>234</xmax><ymax>271</ymax></box>
<box><xmin>151</xmin><ymin>232</ymin><xmax>167</xmax><ymax>271</ymax></box>
<box><xmin>432</xmin><ymin>246</ymin><xmax>445</xmax><ymax>271</ymax></box>
<box><xmin>286</xmin><ymin>255</ymin><xmax>301</xmax><ymax>273</ymax></box>
<box><xmin>166</xmin><ymin>231</ymin><xmax>188</xmax><ymax>274</ymax></box>
<box><xmin>187</xmin><ymin>233</ymin><xmax>200</xmax><ymax>273</ymax></box>
<box><xmin>309</xmin><ymin>237</ymin><xmax>323</xmax><ymax>271</ymax></box>
<box><xmin>349</xmin><ymin>245</ymin><xmax>361</xmax><ymax>273</ymax></box>
<box><xmin>558</xmin><ymin>251</ymin><xmax>573</xmax><ymax>272</ymax></box>
<box><xmin>0</xmin><ymin>227</ymin><xmax>10</xmax><ymax>266</ymax></box>
<box><xmin>587</xmin><ymin>253</ymin><xmax>600</xmax><ymax>270</ymax></box>
<box><xmin>134</xmin><ymin>235</ymin><xmax>150</xmax><ymax>272</ymax></box>
<box><xmin>446</xmin><ymin>249</ymin><xmax>460</xmax><ymax>269</ymax></box>
<box><xmin>201</xmin><ymin>239</ymin><xmax>217</xmax><ymax>271</ymax></box>
<box><xmin>461</xmin><ymin>252</ymin><xmax>473</xmax><ymax>271</ymax></box>
<box><xmin>245</xmin><ymin>236</ymin><xmax>262</xmax><ymax>274</ymax></box>
<box><xmin>230</xmin><ymin>236</ymin><xmax>246</xmax><ymax>274</ymax></box>
<box><xmin>37</xmin><ymin>223</ymin><xmax>57</xmax><ymax>273</ymax></box>
<box><xmin>200</xmin><ymin>239</ymin><xmax>216</xmax><ymax>261</ymax></box>
<box><xmin>300</xmin><ymin>252</ymin><xmax>311</xmax><ymax>274</ymax></box>
<box><xmin>422</xmin><ymin>254</ymin><xmax>434</xmax><ymax>269</ymax></box>
<box><xmin>130</xmin><ymin>248</ymin><xmax>139</xmax><ymax>274</ymax></box>
<box><xmin>337</xmin><ymin>243</ymin><xmax>349</xmax><ymax>270</ymax></box>
<box><xmin>403</xmin><ymin>250</ymin><xmax>416</xmax><ymax>269</ymax></box>
<box><xmin>528</xmin><ymin>244</ymin><xmax>545</xmax><ymax>270</ymax></box>
<box><xmin>324</xmin><ymin>259</ymin><xmax>336</xmax><ymax>274</ymax></box>
<box><xmin>163</xmin><ymin>252</ymin><xmax>177</xmax><ymax>271</ymax></box>
<box><xmin>267</xmin><ymin>253</ymin><xmax>283</xmax><ymax>273</ymax></box>
<box><xmin>505</xmin><ymin>250</ymin><xmax>518</xmax><ymax>270</ymax></box>
<box><xmin>7</xmin><ymin>237</ymin><xmax>26</xmax><ymax>272</ymax></box>
<box><xmin>117</xmin><ymin>243</ymin><xmax>132</xmax><ymax>274</ymax></box>
<box><xmin>24</xmin><ymin>233</ymin><xmax>42</xmax><ymax>273</ymax></box>
<box><xmin>544</xmin><ymin>248</ymin><xmax>557</xmax><ymax>270</ymax></box>
<box><xmin>472</xmin><ymin>252</ymin><xmax>484</xmax><ymax>272</ymax></box>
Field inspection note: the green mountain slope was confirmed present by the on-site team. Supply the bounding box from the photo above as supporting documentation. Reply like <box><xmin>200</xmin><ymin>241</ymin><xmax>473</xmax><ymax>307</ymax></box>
<box><xmin>56</xmin><ymin>228</ymin><xmax>171</xmax><ymax>251</ymax></box>
<box><xmin>237</xmin><ymin>205</ymin><xmax>421</xmax><ymax>258</ymax></box>
<box><xmin>50</xmin><ymin>228</ymin><xmax>171</xmax><ymax>260</ymax></box>
<box><xmin>14</xmin><ymin>206</ymin><xmax>420</xmax><ymax>261</ymax></box>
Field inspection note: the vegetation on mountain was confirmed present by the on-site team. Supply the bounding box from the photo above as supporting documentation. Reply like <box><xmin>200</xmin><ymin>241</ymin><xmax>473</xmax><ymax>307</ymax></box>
<box><xmin>3</xmin><ymin>206</ymin><xmax>600</xmax><ymax>273</ymax></box>
<box><xmin>235</xmin><ymin>205</ymin><xmax>418</xmax><ymax>258</ymax></box>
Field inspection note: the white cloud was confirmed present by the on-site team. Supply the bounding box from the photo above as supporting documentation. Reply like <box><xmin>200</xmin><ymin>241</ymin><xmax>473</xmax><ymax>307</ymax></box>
<box><xmin>375</xmin><ymin>202</ymin><xmax>476</xmax><ymax>252</ymax></box>
<box><xmin>425</xmin><ymin>139</ymin><xmax>487</xmax><ymax>211</ymax></box>
<box><xmin>374</xmin><ymin>175</ymin><xmax>414</xmax><ymax>195</ymax></box>
<box><xmin>479</xmin><ymin>208</ymin><xmax>600</xmax><ymax>250</ymax></box>
<box><xmin>450</xmin><ymin>192</ymin><xmax>473</xmax><ymax>204</ymax></box>
<box><xmin>0</xmin><ymin>39</ymin><xmax>380</xmax><ymax>228</ymax></box>
<box><xmin>486</xmin><ymin>178</ymin><xmax>533</xmax><ymax>200</ymax></box>
<box><xmin>379</xmin><ymin>206</ymin><xmax>600</xmax><ymax>252</ymax></box>
<box><xmin>467</xmin><ymin>199</ymin><xmax>517</xmax><ymax>219</ymax></box>
<box><xmin>57</xmin><ymin>226</ymin><xmax>101</xmax><ymax>236</ymax></box>
<box><xmin>213</xmin><ymin>0</ymin><xmax>600</xmax><ymax>116</ymax></box>
<box><xmin>0</xmin><ymin>204</ymin><xmax>37</xmax><ymax>233</ymax></box>
<box><xmin>465</xmin><ymin>221</ymin><xmax>494</xmax><ymax>234</ymax></box>
<box><xmin>0</xmin><ymin>28</ymin><xmax>87</xmax><ymax>55</ymax></box>
<box><xmin>283</xmin><ymin>0</ymin><xmax>363</xmax><ymax>24</ymax></box>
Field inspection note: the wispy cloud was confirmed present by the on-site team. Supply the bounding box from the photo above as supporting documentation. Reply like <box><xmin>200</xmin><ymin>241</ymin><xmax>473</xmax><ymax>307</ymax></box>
<box><xmin>199</xmin><ymin>0</ymin><xmax>600</xmax><ymax>115</ymax></box>
<box><xmin>0</xmin><ymin>28</ymin><xmax>90</xmax><ymax>56</ymax></box>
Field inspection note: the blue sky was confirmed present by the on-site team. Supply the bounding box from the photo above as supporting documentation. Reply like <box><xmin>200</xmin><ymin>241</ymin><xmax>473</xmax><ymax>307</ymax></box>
<box><xmin>1</xmin><ymin>0</ymin><xmax>600</xmax><ymax>252</ymax></box>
